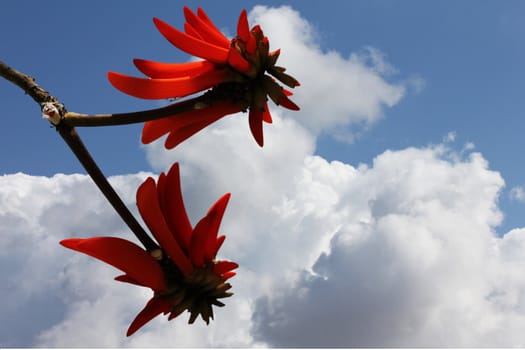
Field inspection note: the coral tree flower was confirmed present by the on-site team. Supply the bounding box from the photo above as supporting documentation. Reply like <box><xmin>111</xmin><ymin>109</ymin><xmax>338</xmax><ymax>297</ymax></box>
<box><xmin>60</xmin><ymin>162</ymin><xmax>238</xmax><ymax>336</ymax></box>
<box><xmin>108</xmin><ymin>7</ymin><xmax>300</xmax><ymax>148</ymax></box>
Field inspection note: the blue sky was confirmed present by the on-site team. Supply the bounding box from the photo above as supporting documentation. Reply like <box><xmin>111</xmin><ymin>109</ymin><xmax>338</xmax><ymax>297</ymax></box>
<box><xmin>2</xmin><ymin>1</ymin><xmax>525</xmax><ymax>347</ymax></box>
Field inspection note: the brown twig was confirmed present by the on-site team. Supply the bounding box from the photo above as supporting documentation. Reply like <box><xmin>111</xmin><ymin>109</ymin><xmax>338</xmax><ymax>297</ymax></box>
<box><xmin>0</xmin><ymin>61</ymin><xmax>60</xmax><ymax>106</ymax></box>
<box><xmin>63</xmin><ymin>98</ymin><xmax>200</xmax><ymax>127</ymax></box>
<box><xmin>0</xmin><ymin>59</ymin><xmax>159</xmax><ymax>251</ymax></box>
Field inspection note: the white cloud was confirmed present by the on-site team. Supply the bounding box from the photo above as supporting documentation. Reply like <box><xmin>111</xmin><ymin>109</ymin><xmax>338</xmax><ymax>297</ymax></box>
<box><xmin>509</xmin><ymin>186</ymin><xmax>525</xmax><ymax>202</ymax></box>
<box><xmin>464</xmin><ymin>141</ymin><xmax>476</xmax><ymax>151</ymax></box>
<box><xmin>248</xmin><ymin>5</ymin><xmax>408</xmax><ymax>138</ymax></box>
<box><xmin>251</xmin><ymin>147</ymin><xmax>525</xmax><ymax>347</ymax></box>
<box><xmin>443</xmin><ymin>131</ymin><xmax>457</xmax><ymax>143</ymax></box>
<box><xmin>405</xmin><ymin>75</ymin><xmax>427</xmax><ymax>94</ymax></box>
<box><xmin>0</xmin><ymin>172</ymin><xmax>148</xmax><ymax>346</ymax></box>
<box><xmin>4</xmin><ymin>116</ymin><xmax>525</xmax><ymax>347</ymax></box>
<box><xmin>7</xmin><ymin>131</ymin><xmax>525</xmax><ymax>347</ymax></box>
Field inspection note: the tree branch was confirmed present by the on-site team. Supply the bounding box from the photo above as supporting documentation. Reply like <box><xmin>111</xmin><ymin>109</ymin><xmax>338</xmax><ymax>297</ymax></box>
<box><xmin>0</xmin><ymin>59</ymin><xmax>159</xmax><ymax>251</ymax></box>
<box><xmin>0</xmin><ymin>60</ymin><xmax>61</xmax><ymax>106</ymax></box>
<box><xmin>63</xmin><ymin>98</ymin><xmax>200</xmax><ymax>127</ymax></box>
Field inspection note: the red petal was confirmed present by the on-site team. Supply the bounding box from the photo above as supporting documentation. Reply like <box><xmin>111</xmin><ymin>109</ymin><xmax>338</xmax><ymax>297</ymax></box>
<box><xmin>137</xmin><ymin>178</ymin><xmax>194</xmax><ymax>276</ymax></box>
<box><xmin>156</xmin><ymin>172</ymin><xmax>167</xmax><ymax>225</ymax></box>
<box><xmin>214</xmin><ymin>235</ymin><xmax>226</xmax><ymax>256</ymax></box>
<box><xmin>141</xmin><ymin>101</ymin><xmax>241</xmax><ymax>147</ymax></box>
<box><xmin>236</xmin><ymin>9</ymin><xmax>250</xmax><ymax>42</ymax></box>
<box><xmin>262</xmin><ymin>103</ymin><xmax>272</xmax><ymax>124</ymax></box>
<box><xmin>213</xmin><ymin>260</ymin><xmax>239</xmax><ymax>275</ymax></box>
<box><xmin>246</xmin><ymin>33</ymin><xmax>257</xmax><ymax>55</ymax></box>
<box><xmin>153</xmin><ymin>17</ymin><xmax>229</xmax><ymax>63</ymax></box>
<box><xmin>162</xmin><ymin>163</ymin><xmax>193</xmax><ymax>250</ymax></box>
<box><xmin>127</xmin><ymin>297</ymin><xmax>171</xmax><ymax>336</ymax></box>
<box><xmin>163</xmin><ymin>118</ymin><xmax>220</xmax><ymax>149</ymax></box>
<box><xmin>277</xmin><ymin>95</ymin><xmax>300</xmax><ymax>111</ymax></box>
<box><xmin>204</xmin><ymin>193</ymin><xmax>231</xmax><ymax>261</ymax></box>
<box><xmin>133</xmin><ymin>59</ymin><xmax>216</xmax><ymax>79</ymax></box>
<box><xmin>222</xmin><ymin>271</ymin><xmax>236</xmax><ymax>280</ymax></box>
<box><xmin>142</xmin><ymin>117</ymin><xmax>177</xmax><ymax>145</ymax></box>
<box><xmin>107</xmin><ymin>69</ymin><xmax>229</xmax><ymax>100</ymax></box>
<box><xmin>184</xmin><ymin>6</ymin><xmax>230</xmax><ymax>48</ymax></box>
<box><xmin>60</xmin><ymin>237</ymin><xmax>166</xmax><ymax>291</ymax></box>
<box><xmin>156</xmin><ymin>171</ymin><xmax>190</xmax><ymax>253</ymax></box>
<box><xmin>249</xmin><ymin>108</ymin><xmax>264</xmax><ymax>147</ymax></box>
<box><xmin>114</xmin><ymin>274</ymin><xmax>146</xmax><ymax>287</ymax></box>
<box><xmin>189</xmin><ymin>215</ymin><xmax>213</xmax><ymax>267</ymax></box>
<box><xmin>228</xmin><ymin>46</ymin><xmax>251</xmax><ymax>73</ymax></box>
<box><xmin>283</xmin><ymin>88</ymin><xmax>293</xmax><ymax>96</ymax></box>
<box><xmin>184</xmin><ymin>22</ymin><xmax>203</xmax><ymax>40</ymax></box>
<box><xmin>197</xmin><ymin>7</ymin><xmax>226</xmax><ymax>39</ymax></box>
<box><xmin>161</xmin><ymin>101</ymin><xmax>241</xmax><ymax>149</ymax></box>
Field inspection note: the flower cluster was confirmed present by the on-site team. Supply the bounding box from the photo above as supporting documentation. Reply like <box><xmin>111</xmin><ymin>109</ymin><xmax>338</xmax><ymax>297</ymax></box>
<box><xmin>108</xmin><ymin>7</ymin><xmax>300</xmax><ymax>147</ymax></box>
<box><xmin>61</xmin><ymin>6</ymin><xmax>299</xmax><ymax>337</ymax></box>
<box><xmin>61</xmin><ymin>163</ymin><xmax>237</xmax><ymax>336</ymax></box>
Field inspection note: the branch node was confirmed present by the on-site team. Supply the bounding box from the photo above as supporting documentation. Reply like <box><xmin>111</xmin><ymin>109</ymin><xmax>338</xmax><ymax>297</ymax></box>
<box><xmin>41</xmin><ymin>102</ymin><xmax>65</xmax><ymax>125</ymax></box>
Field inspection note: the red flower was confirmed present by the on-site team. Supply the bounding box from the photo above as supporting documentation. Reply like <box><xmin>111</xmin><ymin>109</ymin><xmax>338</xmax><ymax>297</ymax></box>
<box><xmin>108</xmin><ymin>7</ymin><xmax>300</xmax><ymax>147</ymax></box>
<box><xmin>60</xmin><ymin>163</ymin><xmax>238</xmax><ymax>336</ymax></box>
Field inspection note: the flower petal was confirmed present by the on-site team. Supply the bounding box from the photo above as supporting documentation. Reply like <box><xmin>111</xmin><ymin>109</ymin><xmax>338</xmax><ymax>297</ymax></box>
<box><xmin>266</xmin><ymin>48</ymin><xmax>281</xmax><ymax>67</ymax></box>
<box><xmin>214</xmin><ymin>235</ymin><xmax>226</xmax><ymax>259</ymax></box>
<box><xmin>278</xmin><ymin>95</ymin><xmax>300</xmax><ymax>111</ymax></box>
<box><xmin>184</xmin><ymin>22</ymin><xmax>203</xmax><ymax>40</ymax></box>
<box><xmin>127</xmin><ymin>297</ymin><xmax>172</xmax><ymax>336</ymax></box>
<box><xmin>60</xmin><ymin>237</ymin><xmax>166</xmax><ymax>291</ymax></box>
<box><xmin>141</xmin><ymin>116</ymin><xmax>177</xmax><ymax>145</ymax></box>
<box><xmin>189</xmin><ymin>215</ymin><xmax>213</xmax><ymax>267</ymax></box>
<box><xmin>161</xmin><ymin>101</ymin><xmax>241</xmax><ymax>149</ymax></box>
<box><xmin>248</xmin><ymin>108</ymin><xmax>264</xmax><ymax>147</ymax></box>
<box><xmin>213</xmin><ymin>260</ymin><xmax>239</xmax><ymax>276</ymax></box>
<box><xmin>197</xmin><ymin>7</ymin><xmax>226</xmax><ymax>40</ymax></box>
<box><xmin>183</xmin><ymin>6</ymin><xmax>230</xmax><ymax>48</ymax></box>
<box><xmin>228</xmin><ymin>46</ymin><xmax>251</xmax><ymax>73</ymax></box>
<box><xmin>141</xmin><ymin>102</ymin><xmax>239</xmax><ymax>149</ymax></box>
<box><xmin>114</xmin><ymin>274</ymin><xmax>147</xmax><ymax>287</ymax></box>
<box><xmin>163</xmin><ymin>118</ymin><xmax>219</xmax><ymax>149</ymax></box>
<box><xmin>133</xmin><ymin>59</ymin><xmax>216</xmax><ymax>79</ymax></box>
<box><xmin>107</xmin><ymin>69</ymin><xmax>229</xmax><ymax>100</ymax></box>
<box><xmin>222</xmin><ymin>271</ymin><xmax>237</xmax><ymax>280</ymax></box>
<box><xmin>262</xmin><ymin>103</ymin><xmax>272</xmax><ymax>124</ymax></box>
<box><xmin>189</xmin><ymin>193</ymin><xmax>232</xmax><ymax>267</ymax></box>
<box><xmin>236</xmin><ymin>9</ymin><xmax>250</xmax><ymax>42</ymax></box>
<box><xmin>268</xmin><ymin>66</ymin><xmax>300</xmax><ymax>88</ymax></box>
<box><xmin>156</xmin><ymin>172</ymin><xmax>168</xmax><ymax>222</ymax></box>
<box><xmin>137</xmin><ymin>178</ymin><xmax>194</xmax><ymax>276</ymax></box>
<box><xmin>283</xmin><ymin>88</ymin><xmax>293</xmax><ymax>96</ymax></box>
<box><xmin>246</xmin><ymin>32</ymin><xmax>257</xmax><ymax>55</ymax></box>
<box><xmin>156</xmin><ymin>171</ymin><xmax>190</xmax><ymax>253</ymax></box>
<box><xmin>162</xmin><ymin>163</ymin><xmax>193</xmax><ymax>250</ymax></box>
<box><xmin>203</xmin><ymin>193</ymin><xmax>231</xmax><ymax>261</ymax></box>
<box><xmin>153</xmin><ymin>17</ymin><xmax>229</xmax><ymax>63</ymax></box>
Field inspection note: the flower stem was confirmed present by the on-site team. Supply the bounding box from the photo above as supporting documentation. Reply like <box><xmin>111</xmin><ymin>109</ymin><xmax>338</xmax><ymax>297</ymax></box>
<box><xmin>63</xmin><ymin>98</ymin><xmax>201</xmax><ymax>127</ymax></box>
<box><xmin>57</xmin><ymin>124</ymin><xmax>159</xmax><ymax>251</ymax></box>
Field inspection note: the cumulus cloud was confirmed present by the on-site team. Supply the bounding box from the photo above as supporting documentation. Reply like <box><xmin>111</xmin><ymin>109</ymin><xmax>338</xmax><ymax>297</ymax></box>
<box><xmin>251</xmin><ymin>148</ymin><xmax>525</xmax><ymax>347</ymax></box>
<box><xmin>509</xmin><ymin>186</ymin><xmax>525</xmax><ymax>202</ymax></box>
<box><xmin>5</xmin><ymin>128</ymin><xmax>525</xmax><ymax>347</ymax></box>
<box><xmin>248</xmin><ymin>5</ymin><xmax>407</xmax><ymax>138</ymax></box>
<box><xmin>0</xmin><ymin>172</ymin><xmax>149</xmax><ymax>346</ymax></box>
<box><xmin>443</xmin><ymin>130</ymin><xmax>457</xmax><ymax>143</ymax></box>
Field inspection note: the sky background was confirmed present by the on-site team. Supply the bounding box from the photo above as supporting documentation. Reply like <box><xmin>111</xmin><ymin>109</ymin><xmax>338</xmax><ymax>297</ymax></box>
<box><xmin>2</xmin><ymin>0</ymin><xmax>525</xmax><ymax>347</ymax></box>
